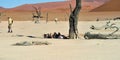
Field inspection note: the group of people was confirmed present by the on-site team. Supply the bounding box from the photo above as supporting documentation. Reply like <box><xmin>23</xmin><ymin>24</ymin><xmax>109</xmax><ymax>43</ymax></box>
<box><xmin>44</xmin><ymin>32</ymin><xmax>68</xmax><ymax>39</ymax></box>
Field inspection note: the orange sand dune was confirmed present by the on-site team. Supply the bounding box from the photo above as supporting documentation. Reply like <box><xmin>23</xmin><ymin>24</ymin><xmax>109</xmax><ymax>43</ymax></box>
<box><xmin>91</xmin><ymin>0</ymin><xmax>120</xmax><ymax>12</ymax></box>
<box><xmin>0</xmin><ymin>0</ymin><xmax>100</xmax><ymax>12</ymax></box>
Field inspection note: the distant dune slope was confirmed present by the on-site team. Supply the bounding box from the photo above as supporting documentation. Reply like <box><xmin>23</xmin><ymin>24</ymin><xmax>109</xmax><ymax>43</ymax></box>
<box><xmin>0</xmin><ymin>0</ymin><xmax>104</xmax><ymax>12</ymax></box>
<box><xmin>91</xmin><ymin>0</ymin><xmax>120</xmax><ymax>12</ymax></box>
<box><xmin>0</xmin><ymin>7</ymin><xmax>6</xmax><ymax>12</ymax></box>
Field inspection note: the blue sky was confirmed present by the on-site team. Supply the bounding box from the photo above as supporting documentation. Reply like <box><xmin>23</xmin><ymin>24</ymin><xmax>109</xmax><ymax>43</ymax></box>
<box><xmin>0</xmin><ymin>0</ymin><xmax>65</xmax><ymax>8</ymax></box>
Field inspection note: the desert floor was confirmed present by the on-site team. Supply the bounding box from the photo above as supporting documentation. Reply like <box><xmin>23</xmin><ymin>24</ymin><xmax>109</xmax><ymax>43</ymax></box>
<box><xmin>0</xmin><ymin>21</ymin><xmax>120</xmax><ymax>60</ymax></box>
<box><xmin>1</xmin><ymin>11</ymin><xmax>120</xmax><ymax>21</ymax></box>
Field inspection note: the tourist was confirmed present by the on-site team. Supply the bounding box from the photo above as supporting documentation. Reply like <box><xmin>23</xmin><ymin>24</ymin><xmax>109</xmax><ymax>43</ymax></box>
<box><xmin>8</xmin><ymin>17</ymin><xmax>13</xmax><ymax>33</ymax></box>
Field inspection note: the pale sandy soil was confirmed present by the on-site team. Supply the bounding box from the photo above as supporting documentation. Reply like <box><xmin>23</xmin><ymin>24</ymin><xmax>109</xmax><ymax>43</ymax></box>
<box><xmin>0</xmin><ymin>21</ymin><xmax>120</xmax><ymax>60</ymax></box>
<box><xmin>1</xmin><ymin>11</ymin><xmax>120</xmax><ymax>21</ymax></box>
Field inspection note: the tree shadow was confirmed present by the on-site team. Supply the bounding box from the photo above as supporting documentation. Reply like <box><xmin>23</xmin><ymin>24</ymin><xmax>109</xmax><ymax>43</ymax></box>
<box><xmin>15</xmin><ymin>34</ymin><xmax>42</xmax><ymax>39</ymax></box>
<box><xmin>26</xmin><ymin>36</ymin><xmax>37</xmax><ymax>38</ymax></box>
<box><xmin>16</xmin><ymin>35</ymin><xmax>24</xmax><ymax>37</ymax></box>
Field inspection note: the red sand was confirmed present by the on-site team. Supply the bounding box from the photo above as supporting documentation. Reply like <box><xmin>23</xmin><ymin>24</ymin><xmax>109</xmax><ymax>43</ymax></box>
<box><xmin>91</xmin><ymin>0</ymin><xmax>120</xmax><ymax>12</ymax></box>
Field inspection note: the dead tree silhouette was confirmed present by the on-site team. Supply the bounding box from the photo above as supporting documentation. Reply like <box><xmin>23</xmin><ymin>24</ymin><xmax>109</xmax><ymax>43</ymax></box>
<box><xmin>0</xmin><ymin>12</ymin><xmax>2</xmax><ymax>23</ymax></box>
<box><xmin>84</xmin><ymin>21</ymin><xmax>120</xmax><ymax>39</ymax></box>
<box><xmin>90</xmin><ymin>21</ymin><xmax>111</xmax><ymax>30</ymax></box>
<box><xmin>105</xmin><ymin>23</ymin><xmax>119</xmax><ymax>35</ymax></box>
<box><xmin>32</xmin><ymin>6</ymin><xmax>42</xmax><ymax>23</ymax></box>
<box><xmin>0</xmin><ymin>12</ymin><xmax>4</xmax><ymax>23</ymax></box>
<box><xmin>69</xmin><ymin>0</ymin><xmax>81</xmax><ymax>39</ymax></box>
<box><xmin>46</xmin><ymin>12</ymin><xmax>48</xmax><ymax>23</ymax></box>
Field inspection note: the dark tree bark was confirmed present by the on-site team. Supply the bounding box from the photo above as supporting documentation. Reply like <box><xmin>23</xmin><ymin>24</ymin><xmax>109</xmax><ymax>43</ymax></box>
<box><xmin>0</xmin><ymin>12</ymin><xmax>1</xmax><ymax>23</ymax></box>
<box><xmin>0</xmin><ymin>12</ymin><xmax>3</xmax><ymax>23</ymax></box>
<box><xmin>46</xmin><ymin>12</ymin><xmax>48</xmax><ymax>23</ymax></box>
<box><xmin>32</xmin><ymin>6</ymin><xmax>41</xmax><ymax>23</ymax></box>
<box><xmin>69</xmin><ymin>0</ymin><xmax>81</xmax><ymax>39</ymax></box>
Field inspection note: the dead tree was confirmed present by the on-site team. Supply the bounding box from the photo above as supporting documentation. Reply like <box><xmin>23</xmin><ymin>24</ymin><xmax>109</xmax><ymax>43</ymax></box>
<box><xmin>0</xmin><ymin>12</ymin><xmax>3</xmax><ymax>23</ymax></box>
<box><xmin>64</xmin><ymin>3</ymin><xmax>72</xmax><ymax>21</ymax></box>
<box><xmin>69</xmin><ymin>3</ymin><xmax>73</xmax><ymax>13</ymax></box>
<box><xmin>46</xmin><ymin>12</ymin><xmax>48</xmax><ymax>23</ymax></box>
<box><xmin>84</xmin><ymin>26</ymin><xmax>119</xmax><ymax>39</ymax></box>
<box><xmin>85</xmin><ymin>22</ymin><xmax>120</xmax><ymax>39</ymax></box>
<box><xmin>0</xmin><ymin>12</ymin><xmax>2</xmax><ymax>23</ymax></box>
<box><xmin>64</xmin><ymin>15</ymin><xmax>67</xmax><ymax>21</ymax></box>
<box><xmin>69</xmin><ymin>0</ymin><xmax>81</xmax><ymax>39</ymax></box>
<box><xmin>32</xmin><ymin>6</ymin><xmax>41</xmax><ymax>23</ymax></box>
<box><xmin>63</xmin><ymin>3</ymin><xmax>73</xmax><ymax>21</ymax></box>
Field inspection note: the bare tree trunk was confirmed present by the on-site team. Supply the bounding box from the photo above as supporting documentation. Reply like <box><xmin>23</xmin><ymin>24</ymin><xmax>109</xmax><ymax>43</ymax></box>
<box><xmin>32</xmin><ymin>6</ymin><xmax>41</xmax><ymax>23</ymax></box>
<box><xmin>69</xmin><ymin>0</ymin><xmax>81</xmax><ymax>39</ymax></box>
<box><xmin>46</xmin><ymin>12</ymin><xmax>48</xmax><ymax>23</ymax></box>
<box><xmin>0</xmin><ymin>12</ymin><xmax>2</xmax><ymax>23</ymax></box>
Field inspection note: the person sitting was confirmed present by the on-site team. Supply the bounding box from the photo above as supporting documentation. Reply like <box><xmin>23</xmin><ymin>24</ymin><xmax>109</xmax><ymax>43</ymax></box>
<box><xmin>52</xmin><ymin>32</ymin><xmax>57</xmax><ymax>38</ymax></box>
<box><xmin>56</xmin><ymin>32</ymin><xmax>61</xmax><ymax>38</ymax></box>
<box><xmin>44</xmin><ymin>32</ymin><xmax>69</xmax><ymax>39</ymax></box>
<box><xmin>44</xmin><ymin>34</ymin><xmax>48</xmax><ymax>38</ymax></box>
<box><xmin>47</xmin><ymin>33</ymin><xmax>52</xmax><ymax>38</ymax></box>
<box><xmin>62</xmin><ymin>35</ymin><xmax>69</xmax><ymax>39</ymax></box>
